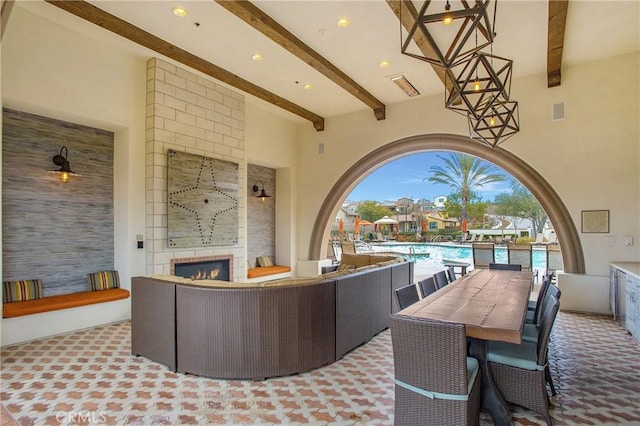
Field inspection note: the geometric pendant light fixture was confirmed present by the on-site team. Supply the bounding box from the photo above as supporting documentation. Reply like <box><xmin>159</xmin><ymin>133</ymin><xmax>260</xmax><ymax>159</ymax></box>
<box><xmin>467</xmin><ymin>100</ymin><xmax>519</xmax><ymax>147</ymax></box>
<box><xmin>400</xmin><ymin>0</ymin><xmax>495</xmax><ymax>68</ymax></box>
<box><xmin>445</xmin><ymin>51</ymin><xmax>513</xmax><ymax>120</ymax></box>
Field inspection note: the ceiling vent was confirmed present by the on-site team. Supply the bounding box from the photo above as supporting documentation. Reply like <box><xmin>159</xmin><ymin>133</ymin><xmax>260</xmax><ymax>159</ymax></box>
<box><xmin>391</xmin><ymin>75</ymin><xmax>420</xmax><ymax>97</ymax></box>
<box><xmin>552</xmin><ymin>102</ymin><xmax>566</xmax><ymax>121</ymax></box>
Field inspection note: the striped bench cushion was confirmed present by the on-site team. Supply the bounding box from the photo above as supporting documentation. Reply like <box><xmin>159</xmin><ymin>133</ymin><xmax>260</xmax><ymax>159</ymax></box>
<box><xmin>88</xmin><ymin>270</ymin><xmax>120</xmax><ymax>291</ymax></box>
<box><xmin>3</xmin><ymin>279</ymin><xmax>43</xmax><ymax>303</ymax></box>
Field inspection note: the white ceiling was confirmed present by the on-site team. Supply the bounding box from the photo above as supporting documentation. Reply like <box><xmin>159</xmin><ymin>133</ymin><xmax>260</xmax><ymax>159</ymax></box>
<box><xmin>14</xmin><ymin>1</ymin><xmax>640</xmax><ymax>124</ymax></box>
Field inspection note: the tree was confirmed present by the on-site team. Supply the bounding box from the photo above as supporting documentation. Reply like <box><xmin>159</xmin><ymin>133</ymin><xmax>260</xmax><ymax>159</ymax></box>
<box><xmin>494</xmin><ymin>182</ymin><xmax>548</xmax><ymax>235</ymax></box>
<box><xmin>356</xmin><ymin>200</ymin><xmax>394</xmax><ymax>223</ymax></box>
<box><xmin>444</xmin><ymin>192</ymin><xmax>489</xmax><ymax>226</ymax></box>
<box><xmin>426</xmin><ymin>153</ymin><xmax>506</xmax><ymax>230</ymax></box>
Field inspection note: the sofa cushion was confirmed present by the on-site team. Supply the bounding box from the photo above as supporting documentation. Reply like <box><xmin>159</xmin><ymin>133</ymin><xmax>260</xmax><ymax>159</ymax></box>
<box><xmin>369</xmin><ymin>255</ymin><xmax>399</xmax><ymax>264</ymax></box>
<box><xmin>256</xmin><ymin>256</ymin><xmax>273</xmax><ymax>268</ymax></box>
<box><xmin>321</xmin><ymin>270</ymin><xmax>356</xmax><ymax>279</ymax></box>
<box><xmin>88</xmin><ymin>270</ymin><xmax>120</xmax><ymax>291</ymax></box>
<box><xmin>260</xmin><ymin>277</ymin><xmax>320</xmax><ymax>287</ymax></box>
<box><xmin>187</xmin><ymin>279</ymin><xmax>259</xmax><ymax>288</ymax></box>
<box><xmin>3</xmin><ymin>279</ymin><xmax>43</xmax><ymax>303</ymax></box>
<box><xmin>338</xmin><ymin>263</ymin><xmax>356</xmax><ymax>271</ymax></box>
<box><xmin>340</xmin><ymin>253</ymin><xmax>371</xmax><ymax>268</ymax></box>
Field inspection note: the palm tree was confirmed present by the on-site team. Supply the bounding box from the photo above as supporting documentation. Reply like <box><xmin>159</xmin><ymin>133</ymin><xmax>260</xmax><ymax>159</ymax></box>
<box><xmin>426</xmin><ymin>153</ymin><xmax>506</xmax><ymax>231</ymax></box>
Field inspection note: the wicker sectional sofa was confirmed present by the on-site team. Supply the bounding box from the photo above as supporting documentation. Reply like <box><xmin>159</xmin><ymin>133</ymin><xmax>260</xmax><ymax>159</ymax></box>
<box><xmin>131</xmin><ymin>255</ymin><xmax>413</xmax><ymax>380</ymax></box>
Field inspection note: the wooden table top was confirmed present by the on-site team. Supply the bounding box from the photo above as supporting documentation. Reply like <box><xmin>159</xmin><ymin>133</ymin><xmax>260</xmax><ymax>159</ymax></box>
<box><xmin>399</xmin><ymin>269</ymin><xmax>532</xmax><ymax>344</ymax></box>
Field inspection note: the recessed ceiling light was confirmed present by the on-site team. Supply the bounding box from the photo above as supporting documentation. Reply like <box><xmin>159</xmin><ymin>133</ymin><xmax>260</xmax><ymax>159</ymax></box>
<box><xmin>172</xmin><ymin>6</ymin><xmax>188</xmax><ymax>17</ymax></box>
<box><xmin>380</xmin><ymin>60</ymin><xmax>391</xmax><ymax>68</ymax></box>
<box><xmin>337</xmin><ymin>18</ymin><xmax>350</xmax><ymax>28</ymax></box>
<box><xmin>304</xmin><ymin>84</ymin><xmax>312</xmax><ymax>90</ymax></box>
<box><xmin>251</xmin><ymin>53</ymin><xmax>263</xmax><ymax>61</ymax></box>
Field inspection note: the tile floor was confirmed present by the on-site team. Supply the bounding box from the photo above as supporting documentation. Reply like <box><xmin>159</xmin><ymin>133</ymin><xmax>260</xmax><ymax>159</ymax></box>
<box><xmin>1</xmin><ymin>311</ymin><xmax>639</xmax><ymax>425</ymax></box>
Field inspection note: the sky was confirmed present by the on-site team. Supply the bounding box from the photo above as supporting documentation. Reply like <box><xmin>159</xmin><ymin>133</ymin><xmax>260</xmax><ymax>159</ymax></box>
<box><xmin>346</xmin><ymin>152</ymin><xmax>514</xmax><ymax>203</ymax></box>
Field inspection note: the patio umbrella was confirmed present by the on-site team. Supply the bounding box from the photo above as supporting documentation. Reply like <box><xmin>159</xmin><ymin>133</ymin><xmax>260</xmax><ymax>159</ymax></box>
<box><xmin>422</xmin><ymin>219</ymin><xmax>427</xmax><ymax>233</ymax></box>
<box><xmin>338</xmin><ymin>218</ymin><xmax>344</xmax><ymax>234</ymax></box>
<box><xmin>354</xmin><ymin>216</ymin><xmax>360</xmax><ymax>235</ymax></box>
<box><xmin>358</xmin><ymin>220</ymin><xmax>374</xmax><ymax>238</ymax></box>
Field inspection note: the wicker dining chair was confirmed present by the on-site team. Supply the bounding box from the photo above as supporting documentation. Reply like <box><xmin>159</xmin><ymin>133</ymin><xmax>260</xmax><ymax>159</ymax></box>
<box><xmin>446</xmin><ymin>266</ymin><xmax>457</xmax><ymax>283</ymax></box>
<box><xmin>523</xmin><ymin>285</ymin><xmax>562</xmax><ymax>397</ymax></box>
<box><xmin>546</xmin><ymin>244</ymin><xmax>563</xmax><ymax>274</ymax></box>
<box><xmin>472</xmin><ymin>243</ymin><xmax>495</xmax><ymax>269</ymax></box>
<box><xmin>433</xmin><ymin>270</ymin><xmax>449</xmax><ymax>289</ymax></box>
<box><xmin>418</xmin><ymin>276</ymin><xmax>437</xmax><ymax>299</ymax></box>
<box><xmin>394</xmin><ymin>284</ymin><xmax>420</xmax><ymax>310</ymax></box>
<box><xmin>508</xmin><ymin>244</ymin><xmax>533</xmax><ymax>271</ymax></box>
<box><xmin>489</xmin><ymin>263</ymin><xmax>522</xmax><ymax>271</ymax></box>
<box><xmin>390</xmin><ymin>315</ymin><xmax>481</xmax><ymax>426</ymax></box>
<box><xmin>526</xmin><ymin>280</ymin><xmax>558</xmax><ymax>325</ymax></box>
<box><xmin>487</xmin><ymin>295</ymin><xmax>560</xmax><ymax>425</ymax></box>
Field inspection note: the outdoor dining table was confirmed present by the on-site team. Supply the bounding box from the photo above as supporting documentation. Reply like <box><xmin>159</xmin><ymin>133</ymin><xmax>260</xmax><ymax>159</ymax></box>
<box><xmin>398</xmin><ymin>268</ymin><xmax>532</xmax><ymax>426</ymax></box>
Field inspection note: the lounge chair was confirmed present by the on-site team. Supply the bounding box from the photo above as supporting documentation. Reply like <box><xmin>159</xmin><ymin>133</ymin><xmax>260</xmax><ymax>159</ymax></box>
<box><xmin>530</xmin><ymin>233</ymin><xmax>545</xmax><ymax>245</ymax></box>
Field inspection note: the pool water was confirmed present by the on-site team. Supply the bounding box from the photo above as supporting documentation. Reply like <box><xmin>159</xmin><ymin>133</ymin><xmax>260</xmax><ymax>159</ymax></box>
<box><xmin>370</xmin><ymin>242</ymin><xmax>549</xmax><ymax>278</ymax></box>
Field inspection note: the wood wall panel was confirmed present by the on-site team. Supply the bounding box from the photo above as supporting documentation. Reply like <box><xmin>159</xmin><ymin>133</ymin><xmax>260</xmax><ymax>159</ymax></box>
<box><xmin>2</xmin><ymin>109</ymin><xmax>114</xmax><ymax>295</ymax></box>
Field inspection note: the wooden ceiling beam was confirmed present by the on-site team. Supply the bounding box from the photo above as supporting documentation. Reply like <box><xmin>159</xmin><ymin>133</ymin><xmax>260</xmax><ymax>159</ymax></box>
<box><xmin>386</xmin><ymin>0</ymin><xmax>455</xmax><ymax>93</ymax></box>
<box><xmin>45</xmin><ymin>0</ymin><xmax>325</xmax><ymax>131</ymax></box>
<box><xmin>215</xmin><ymin>0</ymin><xmax>386</xmax><ymax>121</ymax></box>
<box><xmin>547</xmin><ymin>0</ymin><xmax>569</xmax><ymax>88</ymax></box>
<box><xmin>1</xmin><ymin>0</ymin><xmax>16</xmax><ymax>40</ymax></box>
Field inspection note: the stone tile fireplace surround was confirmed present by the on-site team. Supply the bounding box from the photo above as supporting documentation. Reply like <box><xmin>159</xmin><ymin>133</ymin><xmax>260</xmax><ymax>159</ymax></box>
<box><xmin>145</xmin><ymin>58</ymin><xmax>246</xmax><ymax>280</ymax></box>
<box><xmin>170</xmin><ymin>255</ymin><xmax>233</xmax><ymax>281</ymax></box>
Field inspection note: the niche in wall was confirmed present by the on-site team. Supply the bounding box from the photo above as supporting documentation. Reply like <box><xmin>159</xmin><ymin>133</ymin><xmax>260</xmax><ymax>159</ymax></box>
<box><xmin>2</xmin><ymin>109</ymin><xmax>115</xmax><ymax>295</ymax></box>
<box><xmin>247</xmin><ymin>164</ymin><xmax>275</xmax><ymax>266</ymax></box>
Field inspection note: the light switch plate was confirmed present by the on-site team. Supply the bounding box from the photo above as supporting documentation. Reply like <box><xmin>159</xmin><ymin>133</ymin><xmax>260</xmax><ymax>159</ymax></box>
<box><xmin>624</xmin><ymin>236</ymin><xmax>633</xmax><ymax>246</ymax></box>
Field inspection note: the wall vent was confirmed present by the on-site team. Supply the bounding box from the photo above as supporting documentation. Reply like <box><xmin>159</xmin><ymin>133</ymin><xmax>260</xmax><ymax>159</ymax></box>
<box><xmin>552</xmin><ymin>102</ymin><xmax>566</xmax><ymax>121</ymax></box>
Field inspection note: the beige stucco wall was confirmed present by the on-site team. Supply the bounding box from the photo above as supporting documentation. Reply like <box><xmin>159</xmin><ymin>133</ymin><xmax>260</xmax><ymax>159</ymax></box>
<box><xmin>0</xmin><ymin>3</ymin><xmax>638</xmax><ymax>343</ymax></box>
<box><xmin>295</xmin><ymin>52</ymin><xmax>640</xmax><ymax>281</ymax></box>
<box><xmin>0</xmin><ymin>5</ymin><xmax>299</xmax><ymax>344</ymax></box>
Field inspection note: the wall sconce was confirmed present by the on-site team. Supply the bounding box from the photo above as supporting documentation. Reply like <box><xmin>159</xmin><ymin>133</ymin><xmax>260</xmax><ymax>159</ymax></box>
<box><xmin>49</xmin><ymin>146</ymin><xmax>80</xmax><ymax>183</ymax></box>
<box><xmin>252</xmin><ymin>180</ymin><xmax>271</xmax><ymax>202</ymax></box>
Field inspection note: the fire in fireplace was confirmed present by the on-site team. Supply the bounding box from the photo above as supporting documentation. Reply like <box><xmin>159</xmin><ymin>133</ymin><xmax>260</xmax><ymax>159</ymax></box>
<box><xmin>171</xmin><ymin>255</ymin><xmax>233</xmax><ymax>281</ymax></box>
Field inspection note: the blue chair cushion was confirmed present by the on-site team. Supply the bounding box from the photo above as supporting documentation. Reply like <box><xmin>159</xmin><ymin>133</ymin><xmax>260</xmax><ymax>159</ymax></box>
<box><xmin>522</xmin><ymin>323</ymin><xmax>538</xmax><ymax>343</ymax></box>
<box><xmin>525</xmin><ymin>309</ymin><xmax>535</xmax><ymax>323</ymax></box>
<box><xmin>395</xmin><ymin>357</ymin><xmax>479</xmax><ymax>401</ymax></box>
<box><xmin>527</xmin><ymin>300</ymin><xmax>536</xmax><ymax>311</ymax></box>
<box><xmin>487</xmin><ymin>340</ymin><xmax>543</xmax><ymax>371</ymax></box>
<box><xmin>466</xmin><ymin>357</ymin><xmax>479</xmax><ymax>394</ymax></box>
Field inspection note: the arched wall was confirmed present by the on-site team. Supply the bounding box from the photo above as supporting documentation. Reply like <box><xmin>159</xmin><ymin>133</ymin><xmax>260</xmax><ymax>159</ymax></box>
<box><xmin>308</xmin><ymin>133</ymin><xmax>585</xmax><ymax>274</ymax></box>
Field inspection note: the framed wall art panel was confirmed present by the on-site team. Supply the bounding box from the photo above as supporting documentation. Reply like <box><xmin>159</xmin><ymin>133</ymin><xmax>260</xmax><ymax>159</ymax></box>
<box><xmin>581</xmin><ymin>210</ymin><xmax>609</xmax><ymax>233</ymax></box>
<box><xmin>168</xmin><ymin>149</ymin><xmax>239</xmax><ymax>247</ymax></box>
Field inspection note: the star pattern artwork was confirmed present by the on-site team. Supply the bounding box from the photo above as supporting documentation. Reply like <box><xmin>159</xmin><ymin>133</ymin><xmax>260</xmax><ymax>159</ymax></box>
<box><xmin>167</xmin><ymin>149</ymin><xmax>238</xmax><ymax>247</ymax></box>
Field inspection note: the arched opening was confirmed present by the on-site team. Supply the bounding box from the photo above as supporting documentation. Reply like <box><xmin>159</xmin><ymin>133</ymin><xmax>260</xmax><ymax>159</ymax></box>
<box><xmin>309</xmin><ymin>134</ymin><xmax>585</xmax><ymax>274</ymax></box>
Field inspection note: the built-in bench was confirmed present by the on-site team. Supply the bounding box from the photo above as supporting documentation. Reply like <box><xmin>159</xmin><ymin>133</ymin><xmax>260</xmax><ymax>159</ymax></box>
<box><xmin>2</xmin><ymin>288</ymin><xmax>130</xmax><ymax>318</ymax></box>
<box><xmin>247</xmin><ymin>265</ymin><xmax>292</xmax><ymax>280</ymax></box>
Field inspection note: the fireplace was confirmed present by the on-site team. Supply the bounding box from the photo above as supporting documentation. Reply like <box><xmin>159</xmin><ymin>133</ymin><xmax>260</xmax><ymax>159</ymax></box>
<box><xmin>171</xmin><ymin>255</ymin><xmax>233</xmax><ymax>281</ymax></box>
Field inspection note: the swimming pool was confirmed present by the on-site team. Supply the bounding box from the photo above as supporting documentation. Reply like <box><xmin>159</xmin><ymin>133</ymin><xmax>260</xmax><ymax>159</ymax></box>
<box><xmin>370</xmin><ymin>242</ymin><xmax>549</xmax><ymax>278</ymax></box>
